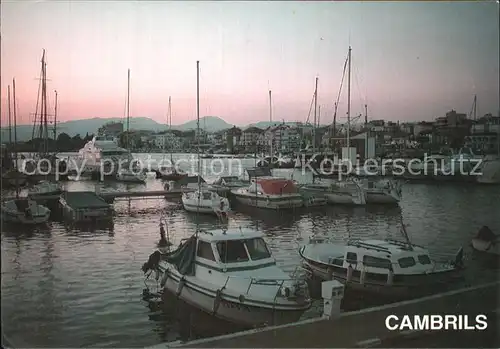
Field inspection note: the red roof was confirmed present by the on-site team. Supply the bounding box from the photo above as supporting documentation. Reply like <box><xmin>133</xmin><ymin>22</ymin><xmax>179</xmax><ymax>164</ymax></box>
<box><xmin>256</xmin><ymin>178</ymin><xmax>298</xmax><ymax>194</ymax></box>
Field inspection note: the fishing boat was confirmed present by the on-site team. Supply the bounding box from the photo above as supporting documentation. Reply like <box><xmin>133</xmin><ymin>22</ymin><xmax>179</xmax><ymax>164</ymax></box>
<box><xmin>471</xmin><ymin>226</ymin><xmax>500</xmax><ymax>256</ymax></box>
<box><xmin>164</xmin><ymin>175</ymin><xmax>205</xmax><ymax>199</ymax></box>
<box><xmin>299</xmin><ymin>223</ymin><xmax>465</xmax><ymax>298</ymax></box>
<box><xmin>232</xmin><ymin>177</ymin><xmax>304</xmax><ymax>209</ymax></box>
<box><xmin>115</xmin><ymin>69</ymin><xmax>147</xmax><ymax>184</ymax></box>
<box><xmin>476</xmin><ymin>156</ymin><xmax>500</xmax><ymax>184</ymax></box>
<box><xmin>300</xmin><ymin>179</ymin><xmax>366</xmax><ymax>206</ymax></box>
<box><xmin>1</xmin><ymin>79</ymin><xmax>51</xmax><ymax>225</ymax></box>
<box><xmin>141</xmin><ymin>227</ymin><xmax>311</xmax><ymax>327</ymax></box>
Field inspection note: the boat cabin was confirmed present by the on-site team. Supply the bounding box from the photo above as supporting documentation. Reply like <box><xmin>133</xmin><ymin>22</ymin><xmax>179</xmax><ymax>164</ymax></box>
<box><xmin>195</xmin><ymin>229</ymin><xmax>273</xmax><ymax>269</ymax></box>
<box><xmin>326</xmin><ymin>239</ymin><xmax>434</xmax><ymax>274</ymax></box>
<box><xmin>245</xmin><ymin>177</ymin><xmax>299</xmax><ymax>196</ymax></box>
<box><xmin>212</xmin><ymin>176</ymin><xmax>248</xmax><ymax>188</ymax></box>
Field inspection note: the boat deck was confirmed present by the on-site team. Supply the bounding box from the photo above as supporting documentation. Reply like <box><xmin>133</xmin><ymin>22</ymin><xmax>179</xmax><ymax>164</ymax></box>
<box><xmin>60</xmin><ymin>191</ymin><xmax>110</xmax><ymax>209</ymax></box>
<box><xmin>148</xmin><ymin>281</ymin><xmax>499</xmax><ymax>348</ymax></box>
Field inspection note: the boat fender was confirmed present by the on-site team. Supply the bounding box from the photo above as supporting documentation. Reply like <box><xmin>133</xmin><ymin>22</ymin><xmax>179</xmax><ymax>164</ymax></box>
<box><xmin>387</xmin><ymin>267</ymin><xmax>394</xmax><ymax>285</ymax></box>
<box><xmin>176</xmin><ymin>277</ymin><xmax>185</xmax><ymax>296</ymax></box>
<box><xmin>155</xmin><ymin>269</ymin><xmax>161</xmax><ymax>281</ymax></box>
<box><xmin>238</xmin><ymin>295</ymin><xmax>245</xmax><ymax>303</ymax></box>
<box><xmin>213</xmin><ymin>289</ymin><xmax>222</xmax><ymax>314</ymax></box>
<box><xmin>359</xmin><ymin>266</ymin><xmax>366</xmax><ymax>285</ymax></box>
<box><xmin>266</xmin><ymin>197</ymin><xmax>270</xmax><ymax>206</ymax></box>
<box><xmin>346</xmin><ymin>264</ymin><xmax>353</xmax><ymax>282</ymax></box>
<box><xmin>160</xmin><ymin>272</ymin><xmax>168</xmax><ymax>288</ymax></box>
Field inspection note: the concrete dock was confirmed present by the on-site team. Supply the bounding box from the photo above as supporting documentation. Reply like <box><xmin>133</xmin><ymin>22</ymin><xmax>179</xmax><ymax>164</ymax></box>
<box><xmin>147</xmin><ymin>281</ymin><xmax>499</xmax><ymax>348</ymax></box>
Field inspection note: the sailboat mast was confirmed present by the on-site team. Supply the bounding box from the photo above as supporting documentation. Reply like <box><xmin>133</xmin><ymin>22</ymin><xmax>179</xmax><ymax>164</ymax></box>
<box><xmin>313</xmin><ymin>77</ymin><xmax>318</xmax><ymax>154</ymax></box>
<box><xmin>41</xmin><ymin>50</ymin><xmax>48</xmax><ymax>156</ymax></box>
<box><xmin>168</xmin><ymin>96</ymin><xmax>173</xmax><ymax>162</ymax></box>
<box><xmin>126</xmin><ymin>69</ymin><xmax>130</xmax><ymax>150</ymax></box>
<box><xmin>54</xmin><ymin>90</ymin><xmax>58</xmax><ymax>147</ymax></box>
<box><xmin>196</xmin><ymin>61</ymin><xmax>201</xmax><ymax>188</ymax></box>
<box><xmin>7</xmin><ymin>85</ymin><xmax>11</xmax><ymax>145</ymax></box>
<box><xmin>13</xmin><ymin>78</ymin><xmax>19</xmax><ymax>198</ymax></box>
<box><xmin>347</xmin><ymin>46</ymin><xmax>351</xmax><ymax>149</ymax></box>
<box><xmin>473</xmin><ymin>94</ymin><xmax>477</xmax><ymax>121</ymax></box>
<box><xmin>269</xmin><ymin>90</ymin><xmax>273</xmax><ymax>158</ymax></box>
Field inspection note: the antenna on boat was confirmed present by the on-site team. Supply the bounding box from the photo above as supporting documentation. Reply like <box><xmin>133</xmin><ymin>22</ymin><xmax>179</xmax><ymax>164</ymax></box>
<box><xmin>195</xmin><ymin>60</ymin><xmax>201</xmax><ymax>235</ymax></box>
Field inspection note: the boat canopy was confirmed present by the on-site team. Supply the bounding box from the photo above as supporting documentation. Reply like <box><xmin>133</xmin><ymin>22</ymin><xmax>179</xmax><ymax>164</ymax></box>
<box><xmin>246</xmin><ymin>167</ymin><xmax>272</xmax><ymax>178</ymax></box>
<box><xmin>256</xmin><ymin>178</ymin><xmax>298</xmax><ymax>195</ymax></box>
<box><xmin>163</xmin><ymin>235</ymin><xmax>197</xmax><ymax>275</ymax></box>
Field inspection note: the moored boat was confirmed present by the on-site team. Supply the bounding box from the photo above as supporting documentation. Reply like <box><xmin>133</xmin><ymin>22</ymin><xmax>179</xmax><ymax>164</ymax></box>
<box><xmin>299</xmin><ymin>226</ymin><xmax>465</xmax><ymax>298</ymax></box>
<box><xmin>1</xmin><ymin>198</ymin><xmax>51</xmax><ymax>225</ymax></box>
<box><xmin>182</xmin><ymin>189</ymin><xmax>230</xmax><ymax>215</ymax></box>
<box><xmin>232</xmin><ymin>177</ymin><xmax>303</xmax><ymax>209</ymax></box>
<box><xmin>142</xmin><ymin>228</ymin><xmax>311</xmax><ymax>327</ymax></box>
<box><xmin>471</xmin><ymin>226</ymin><xmax>500</xmax><ymax>256</ymax></box>
<box><xmin>300</xmin><ymin>179</ymin><xmax>366</xmax><ymax>206</ymax></box>
<box><xmin>157</xmin><ymin>164</ymin><xmax>188</xmax><ymax>181</ymax></box>
<box><xmin>358</xmin><ymin>178</ymin><xmax>402</xmax><ymax>205</ymax></box>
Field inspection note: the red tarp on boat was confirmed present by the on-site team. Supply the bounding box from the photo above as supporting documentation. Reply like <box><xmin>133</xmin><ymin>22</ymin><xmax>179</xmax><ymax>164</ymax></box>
<box><xmin>257</xmin><ymin>178</ymin><xmax>298</xmax><ymax>194</ymax></box>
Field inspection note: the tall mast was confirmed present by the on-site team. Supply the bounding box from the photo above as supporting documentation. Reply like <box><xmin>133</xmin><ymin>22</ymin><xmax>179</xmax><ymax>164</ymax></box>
<box><xmin>318</xmin><ymin>105</ymin><xmax>321</xmax><ymax>129</ymax></box>
<box><xmin>41</xmin><ymin>50</ymin><xmax>48</xmax><ymax>156</ymax></box>
<box><xmin>269</xmin><ymin>90</ymin><xmax>273</xmax><ymax>159</ymax></box>
<box><xmin>7</xmin><ymin>85</ymin><xmax>11</xmax><ymax>145</ymax></box>
<box><xmin>347</xmin><ymin>46</ymin><xmax>351</xmax><ymax>150</ymax></box>
<box><xmin>196</xmin><ymin>61</ymin><xmax>201</xmax><ymax>189</ymax></box>
<box><xmin>168</xmin><ymin>96</ymin><xmax>173</xmax><ymax>162</ymax></box>
<box><xmin>473</xmin><ymin>94</ymin><xmax>477</xmax><ymax>121</ymax></box>
<box><xmin>364</xmin><ymin>104</ymin><xmax>368</xmax><ymax>125</ymax></box>
<box><xmin>13</xmin><ymin>78</ymin><xmax>19</xmax><ymax>198</ymax></box>
<box><xmin>126</xmin><ymin>69</ymin><xmax>130</xmax><ymax>150</ymax></box>
<box><xmin>313</xmin><ymin>77</ymin><xmax>318</xmax><ymax>154</ymax></box>
<box><xmin>54</xmin><ymin>90</ymin><xmax>58</xmax><ymax>148</ymax></box>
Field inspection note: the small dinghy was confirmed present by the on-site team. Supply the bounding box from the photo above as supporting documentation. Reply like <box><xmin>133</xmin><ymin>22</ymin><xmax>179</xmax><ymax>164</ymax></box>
<box><xmin>1</xmin><ymin>198</ymin><xmax>51</xmax><ymax>225</ymax></box>
<box><xmin>28</xmin><ymin>180</ymin><xmax>63</xmax><ymax>200</ymax></box>
<box><xmin>471</xmin><ymin>226</ymin><xmax>499</xmax><ymax>256</ymax></box>
<box><xmin>299</xmin><ymin>224</ymin><xmax>465</xmax><ymax>298</ymax></box>
<box><xmin>142</xmin><ymin>228</ymin><xmax>311</xmax><ymax>327</ymax></box>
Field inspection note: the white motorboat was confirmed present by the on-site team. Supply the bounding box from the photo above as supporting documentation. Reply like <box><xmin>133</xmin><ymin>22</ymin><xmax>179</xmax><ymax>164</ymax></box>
<box><xmin>300</xmin><ymin>179</ymin><xmax>366</xmax><ymax>206</ymax></box>
<box><xmin>471</xmin><ymin>226</ymin><xmax>500</xmax><ymax>256</ymax></box>
<box><xmin>299</xmin><ymin>227</ymin><xmax>464</xmax><ymax>298</ymax></box>
<box><xmin>1</xmin><ymin>198</ymin><xmax>51</xmax><ymax>225</ymax></box>
<box><xmin>28</xmin><ymin>180</ymin><xmax>63</xmax><ymax>200</ymax></box>
<box><xmin>211</xmin><ymin>176</ymin><xmax>248</xmax><ymax>196</ymax></box>
<box><xmin>181</xmin><ymin>189</ymin><xmax>230</xmax><ymax>215</ymax></box>
<box><xmin>357</xmin><ymin>178</ymin><xmax>402</xmax><ymax>205</ymax></box>
<box><xmin>142</xmin><ymin>228</ymin><xmax>311</xmax><ymax>327</ymax></box>
<box><xmin>232</xmin><ymin>177</ymin><xmax>304</xmax><ymax>209</ymax></box>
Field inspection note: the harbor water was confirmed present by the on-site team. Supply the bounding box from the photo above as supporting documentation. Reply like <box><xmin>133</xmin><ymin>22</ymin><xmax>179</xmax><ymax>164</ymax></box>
<box><xmin>1</xmin><ymin>155</ymin><xmax>500</xmax><ymax>348</ymax></box>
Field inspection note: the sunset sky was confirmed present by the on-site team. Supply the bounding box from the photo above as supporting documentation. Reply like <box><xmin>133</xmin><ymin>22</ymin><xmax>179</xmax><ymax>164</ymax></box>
<box><xmin>1</xmin><ymin>1</ymin><xmax>498</xmax><ymax>127</ymax></box>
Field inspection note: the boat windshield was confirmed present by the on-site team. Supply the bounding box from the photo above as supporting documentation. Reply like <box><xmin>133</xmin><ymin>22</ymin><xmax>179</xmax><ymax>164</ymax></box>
<box><xmin>216</xmin><ymin>238</ymin><xmax>271</xmax><ymax>263</ymax></box>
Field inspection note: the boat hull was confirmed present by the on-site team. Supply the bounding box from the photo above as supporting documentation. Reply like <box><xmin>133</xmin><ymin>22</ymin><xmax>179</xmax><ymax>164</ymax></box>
<box><xmin>183</xmin><ymin>203</ymin><xmax>217</xmax><ymax>214</ymax></box>
<box><xmin>301</xmin><ymin>257</ymin><xmax>461</xmax><ymax>298</ymax></box>
<box><xmin>324</xmin><ymin>192</ymin><xmax>365</xmax><ymax>205</ymax></box>
<box><xmin>233</xmin><ymin>193</ymin><xmax>303</xmax><ymax>210</ymax></box>
<box><xmin>365</xmin><ymin>192</ymin><xmax>400</xmax><ymax>204</ymax></box>
<box><xmin>471</xmin><ymin>239</ymin><xmax>500</xmax><ymax>256</ymax></box>
<box><xmin>161</xmin><ymin>270</ymin><xmax>307</xmax><ymax>327</ymax></box>
<box><xmin>1</xmin><ymin>206</ymin><xmax>50</xmax><ymax>225</ymax></box>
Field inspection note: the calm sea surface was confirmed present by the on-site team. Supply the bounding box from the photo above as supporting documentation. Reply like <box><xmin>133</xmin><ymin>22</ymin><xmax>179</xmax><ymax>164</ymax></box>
<box><xmin>2</xmin><ymin>154</ymin><xmax>500</xmax><ymax>347</ymax></box>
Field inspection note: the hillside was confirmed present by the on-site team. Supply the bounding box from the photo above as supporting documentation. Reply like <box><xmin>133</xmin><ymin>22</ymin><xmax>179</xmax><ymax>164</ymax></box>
<box><xmin>1</xmin><ymin>116</ymin><xmax>233</xmax><ymax>142</ymax></box>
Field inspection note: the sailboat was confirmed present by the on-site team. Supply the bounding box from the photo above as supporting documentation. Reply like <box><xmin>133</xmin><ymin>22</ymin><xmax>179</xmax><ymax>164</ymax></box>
<box><xmin>158</xmin><ymin>96</ymin><xmax>187</xmax><ymax>181</ymax></box>
<box><xmin>1</xmin><ymin>79</ymin><xmax>51</xmax><ymax>225</ymax></box>
<box><xmin>116</xmin><ymin>69</ymin><xmax>147</xmax><ymax>183</ymax></box>
<box><xmin>181</xmin><ymin>62</ymin><xmax>230</xmax><ymax>215</ymax></box>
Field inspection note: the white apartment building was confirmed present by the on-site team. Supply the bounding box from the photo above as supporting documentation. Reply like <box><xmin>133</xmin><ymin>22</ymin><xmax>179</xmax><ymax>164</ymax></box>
<box><xmin>264</xmin><ymin>124</ymin><xmax>301</xmax><ymax>152</ymax></box>
<box><xmin>239</xmin><ymin>127</ymin><xmax>265</xmax><ymax>148</ymax></box>
<box><xmin>153</xmin><ymin>132</ymin><xmax>181</xmax><ymax>150</ymax></box>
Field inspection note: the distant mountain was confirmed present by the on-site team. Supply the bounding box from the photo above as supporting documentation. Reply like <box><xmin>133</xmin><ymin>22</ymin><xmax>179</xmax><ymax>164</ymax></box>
<box><xmin>175</xmin><ymin>116</ymin><xmax>233</xmax><ymax>132</ymax></box>
<box><xmin>0</xmin><ymin>116</ymin><xmax>234</xmax><ymax>142</ymax></box>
